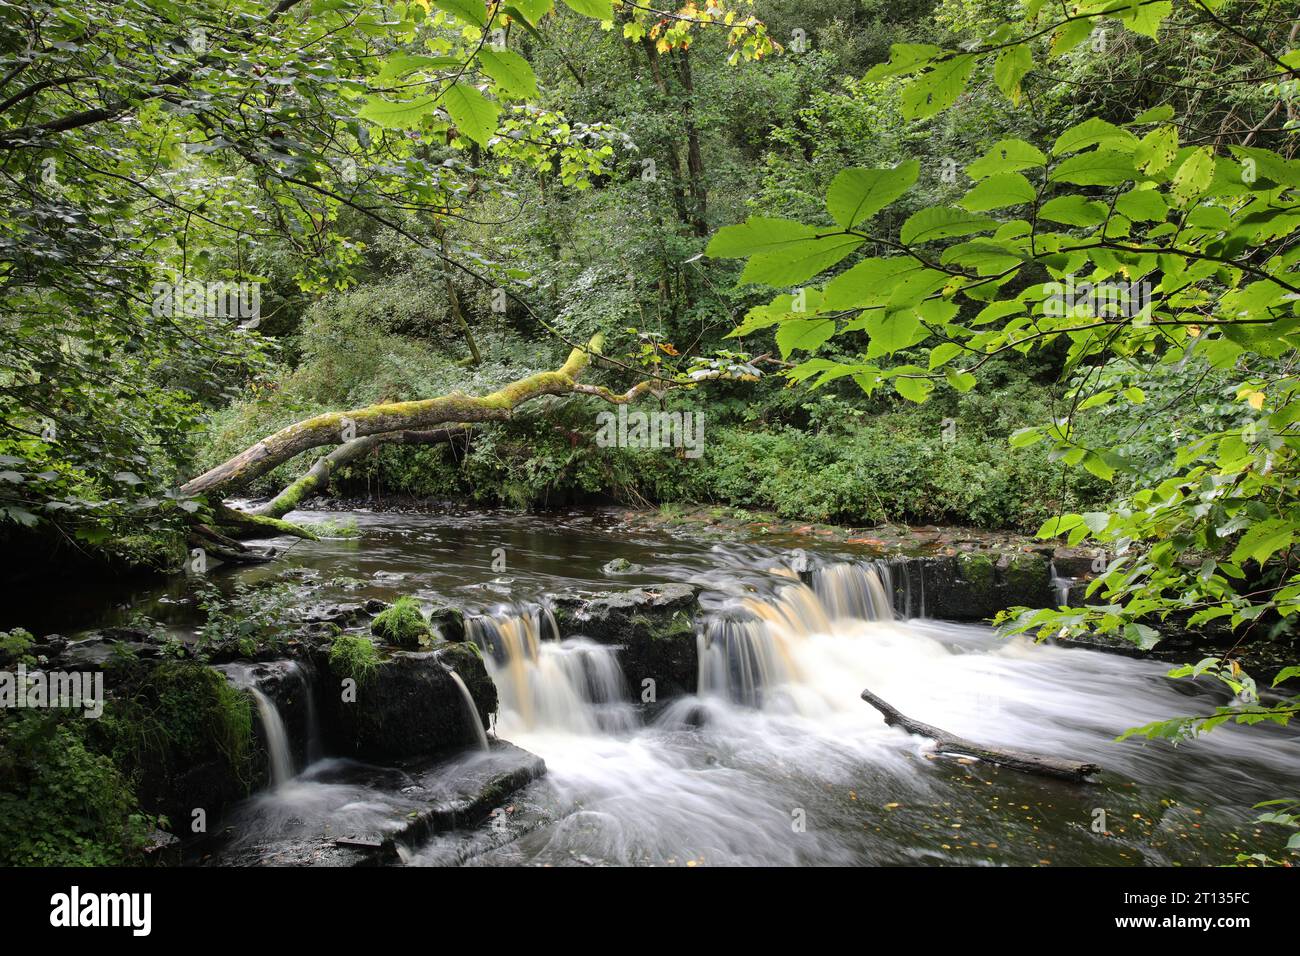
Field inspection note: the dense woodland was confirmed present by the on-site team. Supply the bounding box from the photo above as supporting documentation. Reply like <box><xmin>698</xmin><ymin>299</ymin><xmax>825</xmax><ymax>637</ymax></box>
<box><xmin>2</xmin><ymin>0</ymin><xmax>1299</xmax><ymax>867</ymax></box>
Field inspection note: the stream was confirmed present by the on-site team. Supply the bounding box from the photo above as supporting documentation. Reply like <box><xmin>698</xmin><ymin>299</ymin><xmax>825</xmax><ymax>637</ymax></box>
<box><xmin>48</xmin><ymin>507</ymin><xmax>1300</xmax><ymax>866</ymax></box>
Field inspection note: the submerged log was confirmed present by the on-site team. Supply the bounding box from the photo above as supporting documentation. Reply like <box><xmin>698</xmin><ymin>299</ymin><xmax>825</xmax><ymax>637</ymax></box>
<box><xmin>860</xmin><ymin>688</ymin><xmax>1101</xmax><ymax>782</ymax></box>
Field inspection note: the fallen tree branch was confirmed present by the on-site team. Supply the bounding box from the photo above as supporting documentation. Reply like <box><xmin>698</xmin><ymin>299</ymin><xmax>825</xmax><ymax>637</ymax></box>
<box><xmin>181</xmin><ymin>335</ymin><xmax>605</xmax><ymax>499</ymax></box>
<box><xmin>248</xmin><ymin>426</ymin><xmax>471</xmax><ymax>519</ymax></box>
<box><xmin>860</xmin><ymin>687</ymin><xmax>1101</xmax><ymax>782</ymax></box>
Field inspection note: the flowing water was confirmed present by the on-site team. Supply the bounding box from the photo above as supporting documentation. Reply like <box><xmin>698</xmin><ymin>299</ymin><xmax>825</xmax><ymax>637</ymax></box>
<box><xmin>43</xmin><ymin>507</ymin><xmax>1298</xmax><ymax>866</ymax></box>
<box><xmin>443</xmin><ymin>665</ymin><xmax>490</xmax><ymax>752</ymax></box>
<box><xmin>225</xmin><ymin>665</ymin><xmax>295</xmax><ymax>789</ymax></box>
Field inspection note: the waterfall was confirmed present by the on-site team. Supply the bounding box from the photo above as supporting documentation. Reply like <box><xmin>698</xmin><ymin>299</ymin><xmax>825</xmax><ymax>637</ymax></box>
<box><xmin>224</xmin><ymin>665</ymin><xmax>294</xmax><ymax>788</ymax></box>
<box><xmin>443</xmin><ymin>665</ymin><xmax>490</xmax><ymax>752</ymax></box>
<box><xmin>247</xmin><ymin>686</ymin><xmax>293</xmax><ymax>787</ymax></box>
<box><xmin>465</xmin><ymin>604</ymin><xmax>633</xmax><ymax>736</ymax></box>
<box><xmin>699</xmin><ymin>562</ymin><xmax>897</xmax><ymax>712</ymax></box>
<box><xmin>289</xmin><ymin>660</ymin><xmax>322</xmax><ymax>765</ymax></box>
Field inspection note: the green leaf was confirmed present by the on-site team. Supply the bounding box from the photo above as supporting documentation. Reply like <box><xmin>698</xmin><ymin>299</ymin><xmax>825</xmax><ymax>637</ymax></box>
<box><xmin>1115</xmin><ymin>188</ymin><xmax>1167</xmax><ymax>222</ymax></box>
<box><xmin>375</xmin><ymin>53</ymin><xmax>462</xmax><ymax>84</ymax></box>
<box><xmin>865</xmin><ymin>43</ymin><xmax>941</xmax><ymax>80</ymax></box>
<box><xmin>443</xmin><ymin>83</ymin><xmax>499</xmax><ymax>147</ymax></box>
<box><xmin>1049</xmin><ymin>150</ymin><xmax>1139</xmax><ymax>186</ymax></box>
<box><xmin>1053</xmin><ymin>118</ymin><xmax>1137</xmax><ymax>156</ymax></box>
<box><xmin>958</xmin><ymin>172</ymin><xmax>1035</xmax><ymax>212</ymax></box>
<box><xmin>865</xmin><ymin>310</ymin><xmax>925</xmax><ymax>359</ymax></box>
<box><xmin>708</xmin><ymin>217</ymin><xmax>816</xmax><ymax>257</ymax></box>
<box><xmin>900</xmin><ymin>207</ymin><xmax>998</xmax><ymax>244</ymax></box>
<box><xmin>945</xmin><ymin>367</ymin><xmax>976</xmax><ymax>391</ymax></box>
<box><xmin>1009</xmin><ymin>426</ymin><xmax>1043</xmax><ymax>447</ymax></box>
<box><xmin>825</xmin><ymin>161</ymin><xmax>919</xmax><ymax>228</ymax></box>
<box><xmin>1038</xmin><ymin>513</ymin><xmax>1083</xmax><ymax>537</ymax></box>
<box><xmin>775</xmin><ymin>319</ymin><xmax>836</xmax><ymax>358</ymax></box>
<box><xmin>1171</xmin><ymin>147</ymin><xmax>1215</xmax><ymax>206</ymax></box>
<box><xmin>901</xmin><ymin>54</ymin><xmax>977</xmax><ymax>120</ymax></box>
<box><xmin>1039</xmin><ymin>194</ymin><xmax>1108</xmax><ymax>226</ymax></box>
<box><xmin>739</xmin><ymin>235</ymin><xmax>864</xmax><ymax>286</ymax></box>
<box><xmin>1082</xmin><ymin>452</ymin><xmax>1115</xmax><ymax>481</ymax></box>
<box><xmin>478</xmin><ymin>49</ymin><xmax>539</xmax><ymax>99</ymax></box>
<box><xmin>1131</xmin><ymin>104</ymin><xmax>1175</xmax><ymax>124</ymax></box>
<box><xmin>1230</xmin><ymin>518</ymin><xmax>1294</xmax><ymax>566</ymax></box>
<box><xmin>967</xmin><ymin>139</ymin><xmax>1046</xmax><ymax>179</ymax></box>
<box><xmin>433</xmin><ymin>0</ymin><xmax>488</xmax><ymax>27</ymax></box>
<box><xmin>561</xmin><ymin>0</ymin><xmax>612</xmax><ymax>18</ymax></box>
<box><xmin>893</xmin><ymin>376</ymin><xmax>934</xmax><ymax>403</ymax></box>
<box><xmin>510</xmin><ymin>0</ymin><xmax>552</xmax><ymax>24</ymax></box>
<box><xmin>993</xmin><ymin>43</ymin><xmax>1032</xmax><ymax>104</ymax></box>
<box><xmin>356</xmin><ymin>95</ymin><xmax>440</xmax><ymax>130</ymax></box>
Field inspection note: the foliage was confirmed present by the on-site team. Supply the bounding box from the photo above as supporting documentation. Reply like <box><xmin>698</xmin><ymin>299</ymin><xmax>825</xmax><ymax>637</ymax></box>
<box><xmin>0</xmin><ymin>712</ymin><xmax>153</xmax><ymax>866</ymax></box>
<box><xmin>371</xmin><ymin>596</ymin><xmax>431</xmax><ymax>646</ymax></box>
<box><xmin>329</xmin><ymin>634</ymin><xmax>382</xmax><ymax>685</ymax></box>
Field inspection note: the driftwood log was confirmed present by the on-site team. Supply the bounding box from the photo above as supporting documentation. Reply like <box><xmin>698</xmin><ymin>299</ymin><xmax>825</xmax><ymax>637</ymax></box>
<box><xmin>861</xmin><ymin>688</ymin><xmax>1101</xmax><ymax>782</ymax></box>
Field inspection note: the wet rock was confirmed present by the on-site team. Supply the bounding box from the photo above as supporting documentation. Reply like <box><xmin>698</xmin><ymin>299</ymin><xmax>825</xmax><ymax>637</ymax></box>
<box><xmin>602</xmin><ymin>557</ymin><xmax>643</xmax><ymax>575</ymax></box>
<box><xmin>552</xmin><ymin>584</ymin><xmax>698</xmax><ymax>702</ymax></box>
<box><xmin>302</xmin><ymin>602</ymin><xmax>369</xmax><ymax>628</ymax></box>
<box><xmin>890</xmin><ymin>552</ymin><xmax>1054</xmax><ymax>621</ymax></box>
<box><xmin>427</xmin><ymin>604</ymin><xmax>466</xmax><ymax>643</ymax></box>
<box><xmin>315</xmin><ymin>641</ymin><xmax>497</xmax><ymax>762</ymax></box>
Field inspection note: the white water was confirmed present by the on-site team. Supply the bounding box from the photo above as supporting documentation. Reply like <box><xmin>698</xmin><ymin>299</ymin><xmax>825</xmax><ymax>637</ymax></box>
<box><xmin>424</xmin><ymin>562</ymin><xmax>1299</xmax><ymax>867</ymax></box>
<box><xmin>224</xmin><ymin>665</ymin><xmax>295</xmax><ymax>789</ymax></box>
<box><xmin>444</xmin><ymin>666</ymin><xmax>490</xmax><ymax>752</ymax></box>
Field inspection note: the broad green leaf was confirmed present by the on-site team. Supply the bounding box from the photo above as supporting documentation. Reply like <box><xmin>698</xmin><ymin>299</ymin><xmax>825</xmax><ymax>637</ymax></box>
<box><xmin>1039</xmin><ymin>194</ymin><xmax>1108</xmax><ymax>226</ymax></box>
<box><xmin>739</xmin><ymin>234</ymin><xmax>864</xmax><ymax>286</ymax></box>
<box><xmin>865</xmin><ymin>310</ymin><xmax>925</xmax><ymax>358</ymax></box>
<box><xmin>993</xmin><ymin>43</ymin><xmax>1032</xmax><ymax>104</ymax></box>
<box><xmin>894</xmin><ymin>375</ymin><xmax>934</xmax><ymax>403</ymax></box>
<box><xmin>1230</xmin><ymin>517</ymin><xmax>1293</xmax><ymax>566</ymax></box>
<box><xmin>1115</xmin><ymin>188</ymin><xmax>1167</xmax><ymax>222</ymax></box>
<box><xmin>1171</xmin><ymin>147</ymin><xmax>1215</xmax><ymax>206</ymax></box>
<box><xmin>1049</xmin><ymin>150</ymin><xmax>1139</xmax><ymax>186</ymax></box>
<box><xmin>958</xmin><ymin>172</ymin><xmax>1035</xmax><ymax>212</ymax></box>
<box><xmin>1053</xmin><ymin>118</ymin><xmax>1137</xmax><ymax>156</ymax></box>
<box><xmin>1134</xmin><ymin>125</ymin><xmax>1178</xmax><ymax>174</ymax></box>
<box><xmin>865</xmin><ymin>43</ymin><xmax>941</xmax><ymax>80</ymax></box>
<box><xmin>900</xmin><ymin>207</ymin><xmax>998</xmax><ymax>244</ymax></box>
<box><xmin>562</xmin><ymin>0</ymin><xmax>612</xmax><ymax>18</ymax></box>
<box><xmin>375</xmin><ymin>53</ymin><xmax>462</xmax><ymax>84</ymax></box>
<box><xmin>478</xmin><ymin>49</ymin><xmax>539</xmax><ymax>99</ymax></box>
<box><xmin>1009</xmin><ymin>426</ymin><xmax>1043</xmax><ymax>447</ymax></box>
<box><xmin>826</xmin><ymin>161</ymin><xmax>919</xmax><ymax>228</ymax></box>
<box><xmin>510</xmin><ymin>0</ymin><xmax>552</xmax><ymax>23</ymax></box>
<box><xmin>443</xmin><ymin>83</ymin><xmax>499</xmax><ymax>146</ymax></box>
<box><xmin>357</xmin><ymin>95</ymin><xmax>440</xmax><ymax>129</ymax></box>
<box><xmin>901</xmin><ymin>54</ymin><xmax>977</xmax><ymax>120</ymax></box>
<box><xmin>776</xmin><ymin>318</ymin><xmax>836</xmax><ymax>358</ymax></box>
<box><xmin>708</xmin><ymin>217</ymin><xmax>817</xmax><ymax>257</ymax></box>
<box><xmin>433</xmin><ymin>0</ymin><xmax>488</xmax><ymax>27</ymax></box>
<box><xmin>967</xmin><ymin>139</ymin><xmax>1046</xmax><ymax>179</ymax></box>
<box><xmin>945</xmin><ymin>367</ymin><xmax>976</xmax><ymax>391</ymax></box>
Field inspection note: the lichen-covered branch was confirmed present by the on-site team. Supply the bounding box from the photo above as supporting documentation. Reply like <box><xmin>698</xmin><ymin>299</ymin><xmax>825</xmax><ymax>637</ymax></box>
<box><xmin>250</xmin><ymin>426</ymin><xmax>471</xmax><ymax>519</ymax></box>
<box><xmin>182</xmin><ymin>335</ymin><xmax>605</xmax><ymax>500</ymax></box>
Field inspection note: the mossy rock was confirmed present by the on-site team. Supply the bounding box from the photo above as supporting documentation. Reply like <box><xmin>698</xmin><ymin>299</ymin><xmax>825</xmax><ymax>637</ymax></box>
<box><xmin>371</xmin><ymin>596</ymin><xmax>432</xmax><ymax>648</ymax></box>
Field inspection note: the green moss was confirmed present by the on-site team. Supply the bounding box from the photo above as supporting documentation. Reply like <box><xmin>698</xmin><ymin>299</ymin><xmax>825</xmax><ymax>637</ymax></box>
<box><xmin>371</xmin><ymin>596</ymin><xmax>431</xmax><ymax>648</ymax></box>
<box><xmin>959</xmin><ymin>553</ymin><xmax>997</xmax><ymax>589</ymax></box>
<box><xmin>330</xmin><ymin>634</ymin><xmax>381</xmax><ymax>684</ymax></box>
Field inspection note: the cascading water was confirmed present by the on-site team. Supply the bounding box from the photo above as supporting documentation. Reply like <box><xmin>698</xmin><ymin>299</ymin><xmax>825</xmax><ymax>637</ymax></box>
<box><xmin>465</xmin><ymin>604</ymin><xmax>633</xmax><ymax>736</ymax></box>
<box><xmin>443</xmin><ymin>665</ymin><xmax>490</xmax><ymax>752</ymax></box>
<box><xmin>225</xmin><ymin>666</ymin><xmax>294</xmax><ymax>788</ymax></box>
<box><xmin>699</xmin><ymin>562</ymin><xmax>898</xmax><ymax>711</ymax></box>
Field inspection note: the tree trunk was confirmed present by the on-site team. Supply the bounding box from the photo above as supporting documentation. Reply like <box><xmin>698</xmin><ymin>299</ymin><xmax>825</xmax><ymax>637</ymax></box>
<box><xmin>249</xmin><ymin>426</ymin><xmax>471</xmax><ymax>519</ymax></box>
<box><xmin>181</xmin><ymin>336</ymin><xmax>604</xmax><ymax>500</ymax></box>
<box><xmin>860</xmin><ymin>687</ymin><xmax>1102</xmax><ymax>782</ymax></box>
<box><xmin>673</xmin><ymin>47</ymin><xmax>708</xmax><ymax>237</ymax></box>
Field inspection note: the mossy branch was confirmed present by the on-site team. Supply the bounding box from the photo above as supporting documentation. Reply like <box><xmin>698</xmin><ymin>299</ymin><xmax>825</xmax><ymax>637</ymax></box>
<box><xmin>182</xmin><ymin>335</ymin><xmax>606</xmax><ymax>500</ymax></box>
